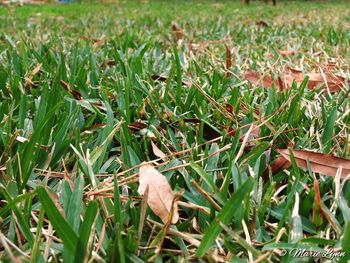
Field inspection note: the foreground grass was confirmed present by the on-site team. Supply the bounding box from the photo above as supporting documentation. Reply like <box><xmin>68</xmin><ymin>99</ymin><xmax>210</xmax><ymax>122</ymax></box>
<box><xmin>0</xmin><ymin>0</ymin><xmax>350</xmax><ymax>262</ymax></box>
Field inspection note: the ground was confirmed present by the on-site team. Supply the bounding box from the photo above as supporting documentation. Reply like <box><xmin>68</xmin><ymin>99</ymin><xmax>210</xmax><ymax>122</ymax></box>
<box><xmin>0</xmin><ymin>0</ymin><xmax>350</xmax><ymax>262</ymax></box>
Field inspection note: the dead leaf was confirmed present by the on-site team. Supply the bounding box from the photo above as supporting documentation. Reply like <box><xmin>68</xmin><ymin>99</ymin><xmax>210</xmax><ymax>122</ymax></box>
<box><xmin>256</xmin><ymin>20</ymin><xmax>268</xmax><ymax>27</ymax></box>
<box><xmin>263</xmin><ymin>155</ymin><xmax>291</xmax><ymax>180</ymax></box>
<box><xmin>244</xmin><ymin>69</ymin><xmax>279</xmax><ymax>88</ymax></box>
<box><xmin>81</xmin><ymin>123</ymin><xmax>106</xmax><ymax>132</ymax></box>
<box><xmin>106</xmin><ymin>60</ymin><xmax>116</xmax><ymax>67</ymax></box>
<box><xmin>151</xmin><ymin>141</ymin><xmax>167</xmax><ymax>160</ymax></box>
<box><xmin>151</xmin><ymin>74</ymin><xmax>190</xmax><ymax>87</ymax></box>
<box><xmin>307</xmin><ymin>72</ymin><xmax>346</xmax><ymax>92</ymax></box>
<box><xmin>171</xmin><ymin>21</ymin><xmax>184</xmax><ymax>42</ymax></box>
<box><xmin>225</xmin><ymin>103</ymin><xmax>234</xmax><ymax>114</ymax></box>
<box><xmin>188</xmin><ymin>42</ymin><xmax>200</xmax><ymax>53</ymax></box>
<box><xmin>225</xmin><ymin>45</ymin><xmax>232</xmax><ymax>78</ymax></box>
<box><xmin>320</xmin><ymin>61</ymin><xmax>337</xmax><ymax>71</ymax></box>
<box><xmin>138</xmin><ymin>163</ymin><xmax>179</xmax><ymax>224</ymax></box>
<box><xmin>312</xmin><ymin>178</ymin><xmax>323</xmax><ymax>226</ymax></box>
<box><xmin>80</xmin><ymin>36</ymin><xmax>105</xmax><ymax>47</ymax></box>
<box><xmin>59</xmin><ymin>80</ymin><xmax>82</xmax><ymax>100</ymax></box>
<box><xmin>245</xmin><ymin>67</ymin><xmax>348</xmax><ymax>92</ymax></box>
<box><xmin>277</xmin><ymin>149</ymin><xmax>350</xmax><ymax>178</ymax></box>
<box><xmin>128</xmin><ymin>121</ymin><xmax>147</xmax><ymax>133</ymax></box>
<box><xmin>25</xmin><ymin>63</ymin><xmax>42</xmax><ymax>89</ymax></box>
<box><xmin>313</xmin><ymin>179</ymin><xmax>340</xmax><ymax>234</ymax></box>
<box><xmin>279</xmin><ymin>50</ymin><xmax>295</xmax><ymax>57</ymax></box>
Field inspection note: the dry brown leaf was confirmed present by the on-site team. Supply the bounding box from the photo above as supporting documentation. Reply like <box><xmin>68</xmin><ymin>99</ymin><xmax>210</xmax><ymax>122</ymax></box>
<box><xmin>313</xmin><ymin>179</ymin><xmax>340</xmax><ymax>234</ymax></box>
<box><xmin>307</xmin><ymin>72</ymin><xmax>346</xmax><ymax>92</ymax></box>
<box><xmin>138</xmin><ymin>163</ymin><xmax>179</xmax><ymax>224</ymax></box>
<box><xmin>280</xmin><ymin>66</ymin><xmax>304</xmax><ymax>88</ymax></box>
<box><xmin>282</xmin><ymin>67</ymin><xmax>347</xmax><ymax>91</ymax></box>
<box><xmin>225</xmin><ymin>103</ymin><xmax>234</xmax><ymax>114</ymax></box>
<box><xmin>188</xmin><ymin>42</ymin><xmax>200</xmax><ymax>53</ymax></box>
<box><xmin>59</xmin><ymin>80</ymin><xmax>82</xmax><ymax>100</ymax></box>
<box><xmin>256</xmin><ymin>20</ymin><xmax>268</xmax><ymax>27</ymax></box>
<box><xmin>151</xmin><ymin>141</ymin><xmax>167</xmax><ymax>160</ymax></box>
<box><xmin>320</xmin><ymin>61</ymin><xmax>337</xmax><ymax>71</ymax></box>
<box><xmin>263</xmin><ymin>155</ymin><xmax>291</xmax><ymax>180</ymax></box>
<box><xmin>277</xmin><ymin>149</ymin><xmax>350</xmax><ymax>178</ymax></box>
<box><xmin>25</xmin><ymin>63</ymin><xmax>42</xmax><ymax>89</ymax></box>
<box><xmin>171</xmin><ymin>21</ymin><xmax>184</xmax><ymax>42</ymax></box>
<box><xmin>128</xmin><ymin>122</ymin><xmax>147</xmax><ymax>133</ymax></box>
<box><xmin>151</xmin><ymin>74</ymin><xmax>190</xmax><ymax>87</ymax></box>
<box><xmin>279</xmin><ymin>50</ymin><xmax>295</xmax><ymax>57</ymax></box>
<box><xmin>245</xmin><ymin>68</ymin><xmax>348</xmax><ymax>92</ymax></box>
<box><xmin>225</xmin><ymin>45</ymin><xmax>232</xmax><ymax>78</ymax></box>
<box><xmin>244</xmin><ymin>69</ymin><xmax>279</xmax><ymax>88</ymax></box>
<box><xmin>80</xmin><ymin>36</ymin><xmax>105</xmax><ymax>46</ymax></box>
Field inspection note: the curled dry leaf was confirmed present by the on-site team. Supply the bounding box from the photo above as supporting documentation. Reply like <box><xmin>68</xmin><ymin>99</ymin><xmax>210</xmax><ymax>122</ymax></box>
<box><xmin>188</xmin><ymin>42</ymin><xmax>200</xmax><ymax>53</ymax></box>
<box><xmin>138</xmin><ymin>163</ymin><xmax>179</xmax><ymax>224</ymax></box>
<box><xmin>307</xmin><ymin>72</ymin><xmax>347</xmax><ymax>92</ymax></box>
<box><xmin>279</xmin><ymin>49</ymin><xmax>295</xmax><ymax>57</ymax></box>
<box><xmin>313</xmin><ymin>179</ymin><xmax>339</xmax><ymax>234</ymax></box>
<box><xmin>151</xmin><ymin>141</ymin><xmax>167</xmax><ymax>160</ymax></box>
<box><xmin>245</xmin><ymin>67</ymin><xmax>348</xmax><ymax>92</ymax></box>
<box><xmin>59</xmin><ymin>80</ymin><xmax>82</xmax><ymax>100</ymax></box>
<box><xmin>263</xmin><ymin>155</ymin><xmax>291</xmax><ymax>180</ymax></box>
<box><xmin>151</xmin><ymin>74</ymin><xmax>191</xmax><ymax>87</ymax></box>
<box><xmin>25</xmin><ymin>63</ymin><xmax>42</xmax><ymax>89</ymax></box>
<box><xmin>256</xmin><ymin>20</ymin><xmax>268</xmax><ymax>27</ymax></box>
<box><xmin>225</xmin><ymin>103</ymin><xmax>234</xmax><ymax>114</ymax></box>
<box><xmin>225</xmin><ymin>45</ymin><xmax>232</xmax><ymax>78</ymax></box>
<box><xmin>244</xmin><ymin>69</ymin><xmax>278</xmax><ymax>88</ymax></box>
<box><xmin>171</xmin><ymin>21</ymin><xmax>184</xmax><ymax>42</ymax></box>
<box><xmin>277</xmin><ymin>149</ymin><xmax>350</xmax><ymax>178</ymax></box>
<box><xmin>128</xmin><ymin>121</ymin><xmax>147</xmax><ymax>133</ymax></box>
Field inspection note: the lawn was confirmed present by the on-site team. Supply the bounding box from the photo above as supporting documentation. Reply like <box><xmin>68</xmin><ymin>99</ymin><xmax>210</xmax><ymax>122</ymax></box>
<box><xmin>0</xmin><ymin>0</ymin><xmax>350</xmax><ymax>262</ymax></box>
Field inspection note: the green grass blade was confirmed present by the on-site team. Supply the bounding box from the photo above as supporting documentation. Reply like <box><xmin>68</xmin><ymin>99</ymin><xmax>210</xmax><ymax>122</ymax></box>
<box><xmin>37</xmin><ymin>186</ymin><xmax>78</xmax><ymax>255</ymax></box>
<box><xmin>74</xmin><ymin>201</ymin><xmax>98</xmax><ymax>263</ymax></box>
<box><xmin>196</xmin><ymin>177</ymin><xmax>254</xmax><ymax>257</ymax></box>
<box><xmin>321</xmin><ymin>106</ymin><xmax>337</xmax><ymax>153</ymax></box>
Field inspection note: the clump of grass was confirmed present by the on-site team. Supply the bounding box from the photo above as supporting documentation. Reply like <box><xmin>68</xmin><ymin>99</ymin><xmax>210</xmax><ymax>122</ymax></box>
<box><xmin>0</xmin><ymin>1</ymin><xmax>350</xmax><ymax>262</ymax></box>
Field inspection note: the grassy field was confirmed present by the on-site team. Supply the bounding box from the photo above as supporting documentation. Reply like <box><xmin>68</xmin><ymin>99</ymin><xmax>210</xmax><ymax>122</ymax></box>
<box><xmin>1</xmin><ymin>0</ymin><xmax>350</xmax><ymax>262</ymax></box>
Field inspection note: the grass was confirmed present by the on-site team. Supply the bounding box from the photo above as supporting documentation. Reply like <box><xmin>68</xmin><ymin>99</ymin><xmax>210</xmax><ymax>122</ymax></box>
<box><xmin>0</xmin><ymin>0</ymin><xmax>350</xmax><ymax>262</ymax></box>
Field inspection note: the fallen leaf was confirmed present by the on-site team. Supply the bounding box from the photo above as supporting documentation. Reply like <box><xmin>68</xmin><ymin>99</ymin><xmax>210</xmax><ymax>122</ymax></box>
<box><xmin>308</xmin><ymin>72</ymin><xmax>346</xmax><ymax>92</ymax></box>
<box><xmin>151</xmin><ymin>74</ymin><xmax>190</xmax><ymax>87</ymax></box>
<box><xmin>151</xmin><ymin>141</ymin><xmax>167</xmax><ymax>160</ymax></box>
<box><xmin>256</xmin><ymin>20</ymin><xmax>268</xmax><ymax>27</ymax></box>
<box><xmin>263</xmin><ymin>155</ymin><xmax>291</xmax><ymax>180</ymax></box>
<box><xmin>225</xmin><ymin>45</ymin><xmax>232</xmax><ymax>78</ymax></box>
<box><xmin>320</xmin><ymin>61</ymin><xmax>337</xmax><ymax>71</ymax></box>
<box><xmin>59</xmin><ymin>80</ymin><xmax>82</xmax><ymax>100</ymax></box>
<box><xmin>279</xmin><ymin>50</ymin><xmax>295</xmax><ymax>57</ymax></box>
<box><xmin>245</xmin><ymin>67</ymin><xmax>348</xmax><ymax>92</ymax></box>
<box><xmin>244</xmin><ymin>69</ymin><xmax>278</xmax><ymax>88</ymax></box>
<box><xmin>138</xmin><ymin>163</ymin><xmax>179</xmax><ymax>224</ymax></box>
<box><xmin>128</xmin><ymin>122</ymin><xmax>147</xmax><ymax>133</ymax></box>
<box><xmin>188</xmin><ymin>42</ymin><xmax>200</xmax><ymax>53</ymax></box>
<box><xmin>25</xmin><ymin>63</ymin><xmax>42</xmax><ymax>89</ymax></box>
<box><xmin>313</xmin><ymin>179</ymin><xmax>340</xmax><ymax>234</ymax></box>
<box><xmin>225</xmin><ymin>103</ymin><xmax>234</xmax><ymax>114</ymax></box>
<box><xmin>81</xmin><ymin>123</ymin><xmax>106</xmax><ymax>132</ymax></box>
<box><xmin>80</xmin><ymin>36</ymin><xmax>105</xmax><ymax>46</ymax></box>
<box><xmin>277</xmin><ymin>149</ymin><xmax>350</xmax><ymax>178</ymax></box>
<box><xmin>106</xmin><ymin>60</ymin><xmax>116</xmax><ymax>66</ymax></box>
<box><xmin>312</xmin><ymin>179</ymin><xmax>324</xmax><ymax>226</ymax></box>
<box><xmin>171</xmin><ymin>21</ymin><xmax>184</xmax><ymax>42</ymax></box>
